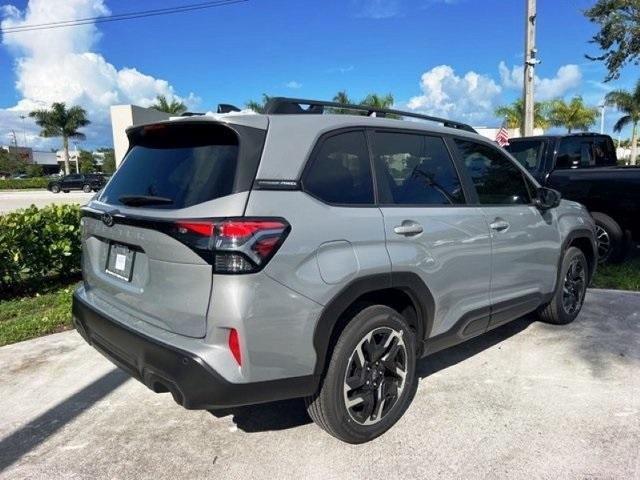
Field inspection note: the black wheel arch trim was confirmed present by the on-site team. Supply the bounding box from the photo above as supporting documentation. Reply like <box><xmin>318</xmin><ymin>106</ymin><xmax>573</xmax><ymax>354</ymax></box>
<box><xmin>311</xmin><ymin>271</ymin><xmax>435</xmax><ymax>377</ymax></box>
<box><xmin>559</xmin><ymin>228</ymin><xmax>597</xmax><ymax>287</ymax></box>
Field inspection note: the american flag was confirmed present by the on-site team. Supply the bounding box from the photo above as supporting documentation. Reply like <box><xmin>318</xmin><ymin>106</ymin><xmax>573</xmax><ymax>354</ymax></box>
<box><xmin>495</xmin><ymin>124</ymin><xmax>510</xmax><ymax>147</ymax></box>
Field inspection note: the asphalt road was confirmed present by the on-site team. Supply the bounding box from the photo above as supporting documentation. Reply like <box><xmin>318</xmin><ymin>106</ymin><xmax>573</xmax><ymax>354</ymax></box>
<box><xmin>0</xmin><ymin>190</ymin><xmax>94</xmax><ymax>213</ymax></box>
<box><xmin>0</xmin><ymin>289</ymin><xmax>639</xmax><ymax>479</ymax></box>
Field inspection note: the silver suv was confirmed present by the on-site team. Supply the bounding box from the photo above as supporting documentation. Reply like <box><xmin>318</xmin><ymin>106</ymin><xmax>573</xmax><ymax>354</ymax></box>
<box><xmin>73</xmin><ymin>98</ymin><xmax>596</xmax><ymax>443</ymax></box>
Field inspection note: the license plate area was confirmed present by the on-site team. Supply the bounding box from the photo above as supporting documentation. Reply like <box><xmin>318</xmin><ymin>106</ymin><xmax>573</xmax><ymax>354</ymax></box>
<box><xmin>105</xmin><ymin>243</ymin><xmax>136</xmax><ymax>281</ymax></box>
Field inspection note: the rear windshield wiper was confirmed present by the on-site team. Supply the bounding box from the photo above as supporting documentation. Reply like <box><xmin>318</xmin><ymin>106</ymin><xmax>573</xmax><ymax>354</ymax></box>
<box><xmin>118</xmin><ymin>195</ymin><xmax>174</xmax><ymax>207</ymax></box>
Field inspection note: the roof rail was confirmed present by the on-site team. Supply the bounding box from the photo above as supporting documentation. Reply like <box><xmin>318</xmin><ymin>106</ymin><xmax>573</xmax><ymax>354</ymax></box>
<box><xmin>263</xmin><ymin>97</ymin><xmax>477</xmax><ymax>133</ymax></box>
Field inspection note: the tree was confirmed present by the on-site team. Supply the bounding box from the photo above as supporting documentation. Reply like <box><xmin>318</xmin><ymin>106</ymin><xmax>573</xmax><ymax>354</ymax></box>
<box><xmin>29</xmin><ymin>103</ymin><xmax>90</xmax><ymax>175</ymax></box>
<box><xmin>360</xmin><ymin>93</ymin><xmax>394</xmax><ymax>109</ymax></box>
<box><xmin>151</xmin><ymin>95</ymin><xmax>187</xmax><ymax>115</ymax></box>
<box><xmin>605</xmin><ymin>79</ymin><xmax>640</xmax><ymax>164</ymax></box>
<box><xmin>585</xmin><ymin>0</ymin><xmax>640</xmax><ymax>81</ymax></box>
<box><xmin>245</xmin><ymin>94</ymin><xmax>272</xmax><ymax>113</ymax></box>
<box><xmin>494</xmin><ymin>98</ymin><xmax>550</xmax><ymax>135</ymax></box>
<box><xmin>78</xmin><ymin>150</ymin><xmax>96</xmax><ymax>174</ymax></box>
<box><xmin>101</xmin><ymin>149</ymin><xmax>116</xmax><ymax>174</ymax></box>
<box><xmin>548</xmin><ymin>96</ymin><xmax>599</xmax><ymax>133</ymax></box>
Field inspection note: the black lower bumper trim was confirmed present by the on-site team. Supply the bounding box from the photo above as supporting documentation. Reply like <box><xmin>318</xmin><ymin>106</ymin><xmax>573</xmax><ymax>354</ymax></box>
<box><xmin>72</xmin><ymin>291</ymin><xmax>319</xmax><ymax>409</ymax></box>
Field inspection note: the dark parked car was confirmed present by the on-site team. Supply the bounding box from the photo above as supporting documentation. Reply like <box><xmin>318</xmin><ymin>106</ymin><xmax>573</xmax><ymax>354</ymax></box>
<box><xmin>506</xmin><ymin>133</ymin><xmax>640</xmax><ymax>262</ymax></box>
<box><xmin>48</xmin><ymin>173</ymin><xmax>106</xmax><ymax>194</ymax></box>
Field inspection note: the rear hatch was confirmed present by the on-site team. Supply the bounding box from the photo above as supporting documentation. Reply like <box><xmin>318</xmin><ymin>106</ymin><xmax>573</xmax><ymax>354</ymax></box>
<box><xmin>81</xmin><ymin>120</ymin><xmax>266</xmax><ymax>338</ymax></box>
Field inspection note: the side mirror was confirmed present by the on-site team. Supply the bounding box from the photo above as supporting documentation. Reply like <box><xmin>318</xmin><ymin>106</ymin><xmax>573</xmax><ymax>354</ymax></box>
<box><xmin>535</xmin><ymin>187</ymin><xmax>561</xmax><ymax>210</ymax></box>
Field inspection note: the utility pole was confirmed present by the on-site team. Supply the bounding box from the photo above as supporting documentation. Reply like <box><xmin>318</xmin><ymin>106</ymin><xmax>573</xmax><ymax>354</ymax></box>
<box><xmin>523</xmin><ymin>0</ymin><xmax>538</xmax><ymax>136</ymax></box>
<box><xmin>599</xmin><ymin>104</ymin><xmax>606</xmax><ymax>134</ymax></box>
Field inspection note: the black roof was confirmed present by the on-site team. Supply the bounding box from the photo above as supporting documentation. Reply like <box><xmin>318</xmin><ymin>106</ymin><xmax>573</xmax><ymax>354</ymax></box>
<box><xmin>508</xmin><ymin>132</ymin><xmax>612</xmax><ymax>141</ymax></box>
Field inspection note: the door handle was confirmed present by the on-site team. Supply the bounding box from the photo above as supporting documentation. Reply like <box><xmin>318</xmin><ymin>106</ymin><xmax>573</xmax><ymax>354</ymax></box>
<box><xmin>489</xmin><ymin>219</ymin><xmax>510</xmax><ymax>232</ymax></box>
<box><xmin>394</xmin><ymin>221</ymin><xmax>424</xmax><ymax>236</ymax></box>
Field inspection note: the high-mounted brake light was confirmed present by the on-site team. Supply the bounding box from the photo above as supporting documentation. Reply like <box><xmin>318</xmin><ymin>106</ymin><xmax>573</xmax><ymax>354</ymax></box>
<box><xmin>170</xmin><ymin>217</ymin><xmax>289</xmax><ymax>274</ymax></box>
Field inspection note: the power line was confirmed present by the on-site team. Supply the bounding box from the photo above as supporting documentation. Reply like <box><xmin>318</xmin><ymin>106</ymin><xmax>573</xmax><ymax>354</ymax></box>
<box><xmin>0</xmin><ymin>0</ymin><xmax>247</xmax><ymax>34</ymax></box>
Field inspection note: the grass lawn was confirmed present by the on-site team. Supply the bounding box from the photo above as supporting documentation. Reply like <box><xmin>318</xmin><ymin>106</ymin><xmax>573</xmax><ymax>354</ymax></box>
<box><xmin>0</xmin><ymin>280</ymin><xmax>78</xmax><ymax>347</ymax></box>
<box><xmin>592</xmin><ymin>247</ymin><xmax>640</xmax><ymax>291</ymax></box>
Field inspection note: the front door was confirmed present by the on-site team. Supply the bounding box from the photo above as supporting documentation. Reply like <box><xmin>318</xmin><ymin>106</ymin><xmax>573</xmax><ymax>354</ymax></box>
<box><xmin>453</xmin><ymin>139</ymin><xmax>561</xmax><ymax>327</ymax></box>
<box><xmin>370</xmin><ymin>130</ymin><xmax>492</xmax><ymax>338</ymax></box>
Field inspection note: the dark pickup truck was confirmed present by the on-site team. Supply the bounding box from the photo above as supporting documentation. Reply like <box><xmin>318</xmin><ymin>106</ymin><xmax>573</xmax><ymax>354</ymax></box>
<box><xmin>506</xmin><ymin>133</ymin><xmax>639</xmax><ymax>263</ymax></box>
<box><xmin>47</xmin><ymin>173</ymin><xmax>106</xmax><ymax>194</ymax></box>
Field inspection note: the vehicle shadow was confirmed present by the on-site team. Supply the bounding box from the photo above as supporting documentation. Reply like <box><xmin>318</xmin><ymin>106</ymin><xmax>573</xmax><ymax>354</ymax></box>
<box><xmin>209</xmin><ymin>314</ymin><xmax>535</xmax><ymax>433</ymax></box>
<box><xmin>0</xmin><ymin>368</ymin><xmax>129</xmax><ymax>473</ymax></box>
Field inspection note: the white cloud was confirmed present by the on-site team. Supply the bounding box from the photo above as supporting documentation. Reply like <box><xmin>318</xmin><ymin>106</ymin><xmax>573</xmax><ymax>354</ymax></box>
<box><xmin>353</xmin><ymin>0</ymin><xmax>400</xmax><ymax>19</ymax></box>
<box><xmin>498</xmin><ymin>61</ymin><xmax>582</xmax><ymax>100</ymax></box>
<box><xmin>0</xmin><ymin>0</ymin><xmax>197</xmax><ymax>148</ymax></box>
<box><xmin>407</xmin><ymin>65</ymin><xmax>502</xmax><ymax>125</ymax></box>
<box><xmin>285</xmin><ymin>80</ymin><xmax>302</xmax><ymax>89</ymax></box>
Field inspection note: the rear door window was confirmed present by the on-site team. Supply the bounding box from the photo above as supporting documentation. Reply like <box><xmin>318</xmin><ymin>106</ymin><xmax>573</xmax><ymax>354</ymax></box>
<box><xmin>371</xmin><ymin>131</ymin><xmax>465</xmax><ymax>205</ymax></box>
<box><xmin>99</xmin><ymin>123</ymin><xmax>255</xmax><ymax>209</ymax></box>
<box><xmin>303</xmin><ymin>130</ymin><xmax>374</xmax><ymax>205</ymax></box>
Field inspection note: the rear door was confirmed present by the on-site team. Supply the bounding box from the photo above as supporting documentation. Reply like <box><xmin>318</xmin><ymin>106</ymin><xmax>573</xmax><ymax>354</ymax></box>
<box><xmin>372</xmin><ymin>130</ymin><xmax>492</xmax><ymax>338</ymax></box>
<box><xmin>453</xmin><ymin>139</ymin><xmax>560</xmax><ymax>326</ymax></box>
<box><xmin>82</xmin><ymin>121</ymin><xmax>264</xmax><ymax>338</ymax></box>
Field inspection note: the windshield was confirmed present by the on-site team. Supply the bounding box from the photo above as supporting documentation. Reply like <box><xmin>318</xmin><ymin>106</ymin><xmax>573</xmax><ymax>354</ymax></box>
<box><xmin>99</xmin><ymin>123</ymin><xmax>243</xmax><ymax>209</ymax></box>
<box><xmin>505</xmin><ymin>140</ymin><xmax>545</xmax><ymax>171</ymax></box>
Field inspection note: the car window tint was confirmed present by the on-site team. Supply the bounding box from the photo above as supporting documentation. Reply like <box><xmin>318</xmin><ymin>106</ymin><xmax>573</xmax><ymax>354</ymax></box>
<box><xmin>592</xmin><ymin>137</ymin><xmax>617</xmax><ymax>167</ymax></box>
<box><xmin>505</xmin><ymin>140</ymin><xmax>544</xmax><ymax>171</ymax></box>
<box><xmin>372</xmin><ymin>132</ymin><xmax>464</xmax><ymax>205</ymax></box>
<box><xmin>455</xmin><ymin>139</ymin><xmax>531</xmax><ymax>205</ymax></box>
<box><xmin>304</xmin><ymin>131</ymin><xmax>374</xmax><ymax>204</ymax></box>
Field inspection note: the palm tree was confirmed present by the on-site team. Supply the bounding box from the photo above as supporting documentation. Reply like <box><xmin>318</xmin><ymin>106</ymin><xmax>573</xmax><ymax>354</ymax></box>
<box><xmin>29</xmin><ymin>103</ymin><xmax>90</xmax><ymax>175</ymax></box>
<box><xmin>245</xmin><ymin>94</ymin><xmax>272</xmax><ymax>113</ymax></box>
<box><xmin>494</xmin><ymin>98</ymin><xmax>550</xmax><ymax>136</ymax></box>
<box><xmin>330</xmin><ymin>90</ymin><xmax>354</xmax><ymax>114</ymax></box>
<box><xmin>605</xmin><ymin>80</ymin><xmax>640</xmax><ymax>165</ymax></box>
<box><xmin>360</xmin><ymin>93</ymin><xmax>394</xmax><ymax>110</ymax></box>
<box><xmin>151</xmin><ymin>95</ymin><xmax>187</xmax><ymax>115</ymax></box>
<box><xmin>548</xmin><ymin>96</ymin><xmax>598</xmax><ymax>133</ymax></box>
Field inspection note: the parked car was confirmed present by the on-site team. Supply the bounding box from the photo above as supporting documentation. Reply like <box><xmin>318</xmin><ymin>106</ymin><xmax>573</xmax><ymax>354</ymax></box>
<box><xmin>72</xmin><ymin>97</ymin><xmax>596</xmax><ymax>443</ymax></box>
<box><xmin>47</xmin><ymin>173</ymin><xmax>106</xmax><ymax>193</ymax></box>
<box><xmin>506</xmin><ymin>133</ymin><xmax>640</xmax><ymax>263</ymax></box>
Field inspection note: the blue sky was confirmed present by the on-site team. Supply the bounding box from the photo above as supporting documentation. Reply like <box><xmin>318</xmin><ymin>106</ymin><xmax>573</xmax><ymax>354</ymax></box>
<box><xmin>0</xmin><ymin>0</ymin><xmax>638</xmax><ymax>149</ymax></box>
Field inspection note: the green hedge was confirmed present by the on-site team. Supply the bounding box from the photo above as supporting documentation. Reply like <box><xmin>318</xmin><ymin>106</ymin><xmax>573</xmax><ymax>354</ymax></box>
<box><xmin>0</xmin><ymin>204</ymin><xmax>81</xmax><ymax>292</ymax></box>
<box><xmin>0</xmin><ymin>177</ymin><xmax>50</xmax><ymax>190</ymax></box>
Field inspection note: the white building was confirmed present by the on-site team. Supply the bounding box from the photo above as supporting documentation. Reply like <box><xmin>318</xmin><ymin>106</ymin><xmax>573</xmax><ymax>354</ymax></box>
<box><xmin>474</xmin><ymin>127</ymin><xmax>546</xmax><ymax>143</ymax></box>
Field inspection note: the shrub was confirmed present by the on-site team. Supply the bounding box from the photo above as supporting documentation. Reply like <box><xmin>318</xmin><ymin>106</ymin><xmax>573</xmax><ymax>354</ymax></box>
<box><xmin>0</xmin><ymin>204</ymin><xmax>81</xmax><ymax>292</ymax></box>
<box><xmin>0</xmin><ymin>177</ymin><xmax>50</xmax><ymax>190</ymax></box>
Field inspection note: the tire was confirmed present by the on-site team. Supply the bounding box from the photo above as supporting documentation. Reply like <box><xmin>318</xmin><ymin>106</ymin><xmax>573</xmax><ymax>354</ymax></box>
<box><xmin>306</xmin><ymin>305</ymin><xmax>418</xmax><ymax>444</ymax></box>
<box><xmin>592</xmin><ymin>212</ymin><xmax>628</xmax><ymax>264</ymax></box>
<box><xmin>82</xmin><ymin>184</ymin><xmax>92</xmax><ymax>193</ymax></box>
<box><xmin>51</xmin><ymin>185</ymin><xmax>60</xmax><ymax>194</ymax></box>
<box><xmin>538</xmin><ymin>246</ymin><xmax>588</xmax><ymax>325</ymax></box>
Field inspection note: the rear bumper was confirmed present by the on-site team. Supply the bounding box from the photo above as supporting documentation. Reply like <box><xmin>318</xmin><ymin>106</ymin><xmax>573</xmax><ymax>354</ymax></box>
<box><xmin>72</xmin><ymin>290</ymin><xmax>318</xmax><ymax>409</ymax></box>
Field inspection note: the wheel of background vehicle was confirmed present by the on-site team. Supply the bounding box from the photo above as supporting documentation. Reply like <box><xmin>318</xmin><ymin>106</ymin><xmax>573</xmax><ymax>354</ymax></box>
<box><xmin>306</xmin><ymin>305</ymin><xmax>418</xmax><ymax>444</ymax></box>
<box><xmin>51</xmin><ymin>184</ymin><xmax>60</xmax><ymax>193</ymax></box>
<box><xmin>591</xmin><ymin>212</ymin><xmax>627</xmax><ymax>264</ymax></box>
<box><xmin>63</xmin><ymin>189</ymin><xmax>70</xmax><ymax>193</ymax></box>
<box><xmin>538</xmin><ymin>246</ymin><xmax>588</xmax><ymax>325</ymax></box>
<box><xmin>82</xmin><ymin>184</ymin><xmax>92</xmax><ymax>193</ymax></box>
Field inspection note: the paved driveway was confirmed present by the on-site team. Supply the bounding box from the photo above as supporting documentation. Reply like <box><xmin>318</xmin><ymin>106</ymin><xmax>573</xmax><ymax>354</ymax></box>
<box><xmin>0</xmin><ymin>190</ymin><xmax>93</xmax><ymax>213</ymax></box>
<box><xmin>0</xmin><ymin>289</ymin><xmax>639</xmax><ymax>479</ymax></box>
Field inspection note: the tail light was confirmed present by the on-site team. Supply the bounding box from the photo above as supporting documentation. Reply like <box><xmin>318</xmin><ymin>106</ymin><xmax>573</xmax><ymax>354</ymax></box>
<box><xmin>171</xmin><ymin>218</ymin><xmax>289</xmax><ymax>274</ymax></box>
<box><xmin>228</xmin><ymin>328</ymin><xmax>242</xmax><ymax>366</ymax></box>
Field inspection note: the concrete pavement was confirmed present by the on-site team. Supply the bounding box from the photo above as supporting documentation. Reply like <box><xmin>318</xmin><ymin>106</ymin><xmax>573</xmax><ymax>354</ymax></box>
<box><xmin>0</xmin><ymin>190</ymin><xmax>93</xmax><ymax>213</ymax></box>
<box><xmin>0</xmin><ymin>289</ymin><xmax>639</xmax><ymax>479</ymax></box>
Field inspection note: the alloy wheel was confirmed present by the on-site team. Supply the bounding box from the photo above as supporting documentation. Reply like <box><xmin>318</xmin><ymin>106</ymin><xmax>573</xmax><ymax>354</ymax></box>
<box><xmin>343</xmin><ymin>326</ymin><xmax>408</xmax><ymax>426</ymax></box>
<box><xmin>595</xmin><ymin>224</ymin><xmax>611</xmax><ymax>262</ymax></box>
<box><xmin>562</xmin><ymin>258</ymin><xmax>586</xmax><ymax>315</ymax></box>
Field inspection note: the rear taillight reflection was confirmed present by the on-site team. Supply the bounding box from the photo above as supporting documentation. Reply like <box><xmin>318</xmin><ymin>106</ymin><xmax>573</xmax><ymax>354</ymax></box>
<box><xmin>172</xmin><ymin>218</ymin><xmax>289</xmax><ymax>274</ymax></box>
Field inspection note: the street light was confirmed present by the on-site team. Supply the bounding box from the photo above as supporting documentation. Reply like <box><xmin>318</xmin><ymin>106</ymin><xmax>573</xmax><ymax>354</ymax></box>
<box><xmin>598</xmin><ymin>104</ymin><xmax>606</xmax><ymax>134</ymax></box>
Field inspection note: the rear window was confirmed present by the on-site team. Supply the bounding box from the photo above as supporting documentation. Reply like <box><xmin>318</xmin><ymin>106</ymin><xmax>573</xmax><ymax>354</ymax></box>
<box><xmin>100</xmin><ymin>123</ymin><xmax>257</xmax><ymax>209</ymax></box>
<box><xmin>505</xmin><ymin>140</ymin><xmax>545</xmax><ymax>171</ymax></box>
